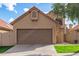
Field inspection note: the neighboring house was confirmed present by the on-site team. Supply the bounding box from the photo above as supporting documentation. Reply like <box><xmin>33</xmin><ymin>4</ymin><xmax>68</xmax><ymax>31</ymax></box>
<box><xmin>0</xmin><ymin>19</ymin><xmax>13</xmax><ymax>31</ymax></box>
<box><xmin>66</xmin><ymin>25</ymin><xmax>79</xmax><ymax>43</ymax></box>
<box><xmin>0</xmin><ymin>19</ymin><xmax>13</xmax><ymax>46</ymax></box>
<box><xmin>0</xmin><ymin>6</ymin><xmax>65</xmax><ymax>46</ymax></box>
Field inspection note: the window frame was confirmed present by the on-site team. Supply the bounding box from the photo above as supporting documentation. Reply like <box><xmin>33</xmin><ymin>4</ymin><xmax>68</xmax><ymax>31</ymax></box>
<box><xmin>31</xmin><ymin>10</ymin><xmax>38</xmax><ymax>20</ymax></box>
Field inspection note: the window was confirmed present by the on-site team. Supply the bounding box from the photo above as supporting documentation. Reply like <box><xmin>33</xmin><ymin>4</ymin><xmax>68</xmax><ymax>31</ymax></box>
<box><xmin>31</xmin><ymin>10</ymin><xmax>38</xmax><ymax>20</ymax></box>
<box><xmin>32</xmin><ymin>11</ymin><xmax>37</xmax><ymax>18</ymax></box>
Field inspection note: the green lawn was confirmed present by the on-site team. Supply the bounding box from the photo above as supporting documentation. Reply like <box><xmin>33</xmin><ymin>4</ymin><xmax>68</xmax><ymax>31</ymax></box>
<box><xmin>0</xmin><ymin>46</ymin><xmax>13</xmax><ymax>53</ymax></box>
<box><xmin>54</xmin><ymin>44</ymin><xmax>79</xmax><ymax>53</ymax></box>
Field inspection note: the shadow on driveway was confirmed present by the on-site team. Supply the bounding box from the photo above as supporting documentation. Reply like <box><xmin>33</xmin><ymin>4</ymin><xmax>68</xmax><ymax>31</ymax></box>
<box><xmin>2</xmin><ymin>44</ymin><xmax>56</xmax><ymax>56</ymax></box>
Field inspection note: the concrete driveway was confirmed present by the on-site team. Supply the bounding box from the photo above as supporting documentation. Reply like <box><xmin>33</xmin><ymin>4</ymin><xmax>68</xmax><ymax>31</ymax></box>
<box><xmin>0</xmin><ymin>44</ymin><xmax>57</xmax><ymax>56</ymax></box>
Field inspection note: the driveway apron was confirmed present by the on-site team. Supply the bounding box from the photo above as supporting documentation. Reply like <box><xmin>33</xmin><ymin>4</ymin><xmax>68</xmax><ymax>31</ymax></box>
<box><xmin>0</xmin><ymin>44</ymin><xmax>57</xmax><ymax>56</ymax></box>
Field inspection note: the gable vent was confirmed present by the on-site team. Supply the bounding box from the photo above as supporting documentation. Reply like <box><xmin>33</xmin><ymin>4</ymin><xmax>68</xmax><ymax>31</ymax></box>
<box><xmin>31</xmin><ymin>10</ymin><xmax>38</xmax><ymax>21</ymax></box>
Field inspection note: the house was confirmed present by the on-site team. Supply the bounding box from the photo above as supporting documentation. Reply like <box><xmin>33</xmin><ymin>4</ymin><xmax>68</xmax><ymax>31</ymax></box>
<box><xmin>0</xmin><ymin>19</ymin><xmax>13</xmax><ymax>46</ymax></box>
<box><xmin>10</xmin><ymin>6</ymin><xmax>65</xmax><ymax>44</ymax></box>
<box><xmin>0</xmin><ymin>19</ymin><xmax>13</xmax><ymax>31</ymax></box>
<box><xmin>66</xmin><ymin>25</ymin><xmax>79</xmax><ymax>43</ymax></box>
<box><xmin>0</xmin><ymin>6</ymin><xmax>65</xmax><ymax>45</ymax></box>
<box><xmin>69</xmin><ymin>24</ymin><xmax>79</xmax><ymax>43</ymax></box>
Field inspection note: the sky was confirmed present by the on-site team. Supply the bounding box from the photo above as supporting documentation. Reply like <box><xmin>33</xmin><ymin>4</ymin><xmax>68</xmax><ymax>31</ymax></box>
<box><xmin>0</xmin><ymin>3</ymin><xmax>77</xmax><ymax>28</ymax></box>
<box><xmin>0</xmin><ymin>3</ymin><xmax>52</xmax><ymax>23</ymax></box>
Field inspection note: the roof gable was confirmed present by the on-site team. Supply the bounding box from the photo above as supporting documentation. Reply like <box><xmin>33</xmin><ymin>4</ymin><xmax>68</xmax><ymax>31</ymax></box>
<box><xmin>10</xmin><ymin>6</ymin><xmax>59</xmax><ymax>25</ymax></box>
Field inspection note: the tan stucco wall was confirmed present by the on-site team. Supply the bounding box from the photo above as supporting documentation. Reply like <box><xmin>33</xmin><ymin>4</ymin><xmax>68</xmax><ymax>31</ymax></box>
<box><xmin>66</xmin><ymin>30</ymin><xmax>74</xmax><ymax>43</ymax></box>
<box><xmin>9</xmin><ymin>31</ymin><xmax>16</xmax><ymax>45</ymax></box>
<box><xmin>55</xmin><ymin>24</ymin><xmax>64</xmax><ymax>43</ymax></box>
<box><xmin>12</xmin><ymin>11</ymin><xmax>57</xmax><ymax>44</ymax></box>
<box><xmin>66</xmin><ymin>30</ymin><xmax>79</xmax><ymax>43</ymax></box>
<box><xmin>0</xmin><ymin>30</ymin><xmax>16</xmax><ymax>46</ymax></box>
<box><xmin>0</xmin><ymin>33</ymin><xmax>2</xmax><ymax>45</ymax></box>
<box><xmin>14</xmin><ymin>13</ymin><xmax>55</xmax><ymax>29</ymax></box>
<box><xmin>48</xmin><ymin>11</ymin><xmax>64</xmax><ymax>43</ymax></box>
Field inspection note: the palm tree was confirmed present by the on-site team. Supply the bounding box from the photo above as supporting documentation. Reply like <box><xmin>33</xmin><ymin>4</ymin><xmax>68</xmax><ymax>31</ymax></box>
<box><xmin>52</xmin><ymin>3</ymin><xmax>79</xmax><ymax>24</ymax></box>
<box><xmin>52</xmin><ymin>3</ymin><xmax>66</xmax><ymax>18</ymax></box>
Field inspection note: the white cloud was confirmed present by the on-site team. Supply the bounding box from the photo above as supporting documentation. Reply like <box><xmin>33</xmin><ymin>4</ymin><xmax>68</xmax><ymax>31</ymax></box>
<box><xmin>0</xmin><ymin>3</ymin><xmax>17</xmax><ymax>13</ymax></box>
<box><xmin>3</xmin><ymin>3</ymin><xmax>16</xmax><ymax>11</ymax></box>
<box><xmin>9</xmin><ymin>18</ymin><xmax>14</xmax><ymax>23</ymax></box>
<box><xmin>23</xmin><ymin>8</ymin><xmax>29</xmax><ymax>12</ymax></box>
<box><xmin>0</xmin><ymin>4</ymin><xmax>2</xmax><ymax>8</ymax></box>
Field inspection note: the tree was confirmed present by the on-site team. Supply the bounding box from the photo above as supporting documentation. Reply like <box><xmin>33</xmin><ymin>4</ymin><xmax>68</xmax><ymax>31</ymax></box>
<box><xmin>52</xmin><ymin>3</ymin><xmax>79</xmax><ymax>24</ymax></box>
<box><xmin>52</xmin><ymin>3</ymin><xmax>66</xmax><ymax>18</ymax></box>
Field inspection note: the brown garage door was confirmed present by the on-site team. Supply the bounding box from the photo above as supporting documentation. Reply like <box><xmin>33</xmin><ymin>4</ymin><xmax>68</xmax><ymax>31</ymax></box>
<box><xmin>17</xmin><ymin>29</ymin><xmax>52</xmax><ymax>44</ymax></box>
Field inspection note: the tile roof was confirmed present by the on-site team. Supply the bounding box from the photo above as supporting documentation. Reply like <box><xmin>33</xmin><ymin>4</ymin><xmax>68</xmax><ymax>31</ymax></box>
<box><xmin>69</xmin><ymin>24</ymin><xmax>79</xmax><ymax>32</ymax></box>
<box><xmin>0</xmin><ymin>19</ymin><xmax>13</xmax><ymax>31</ymax></box>
<box><xmin>73</xmin><ymin>25</ymin><xmax>79</xmax><ymax>30</ymax></box>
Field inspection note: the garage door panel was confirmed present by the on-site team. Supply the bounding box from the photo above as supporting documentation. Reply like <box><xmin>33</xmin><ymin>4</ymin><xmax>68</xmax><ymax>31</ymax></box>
<box><xmin>17</xmin><ymin>29</ymin><xmax>52</xmax><ymax>44</ymax></box>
